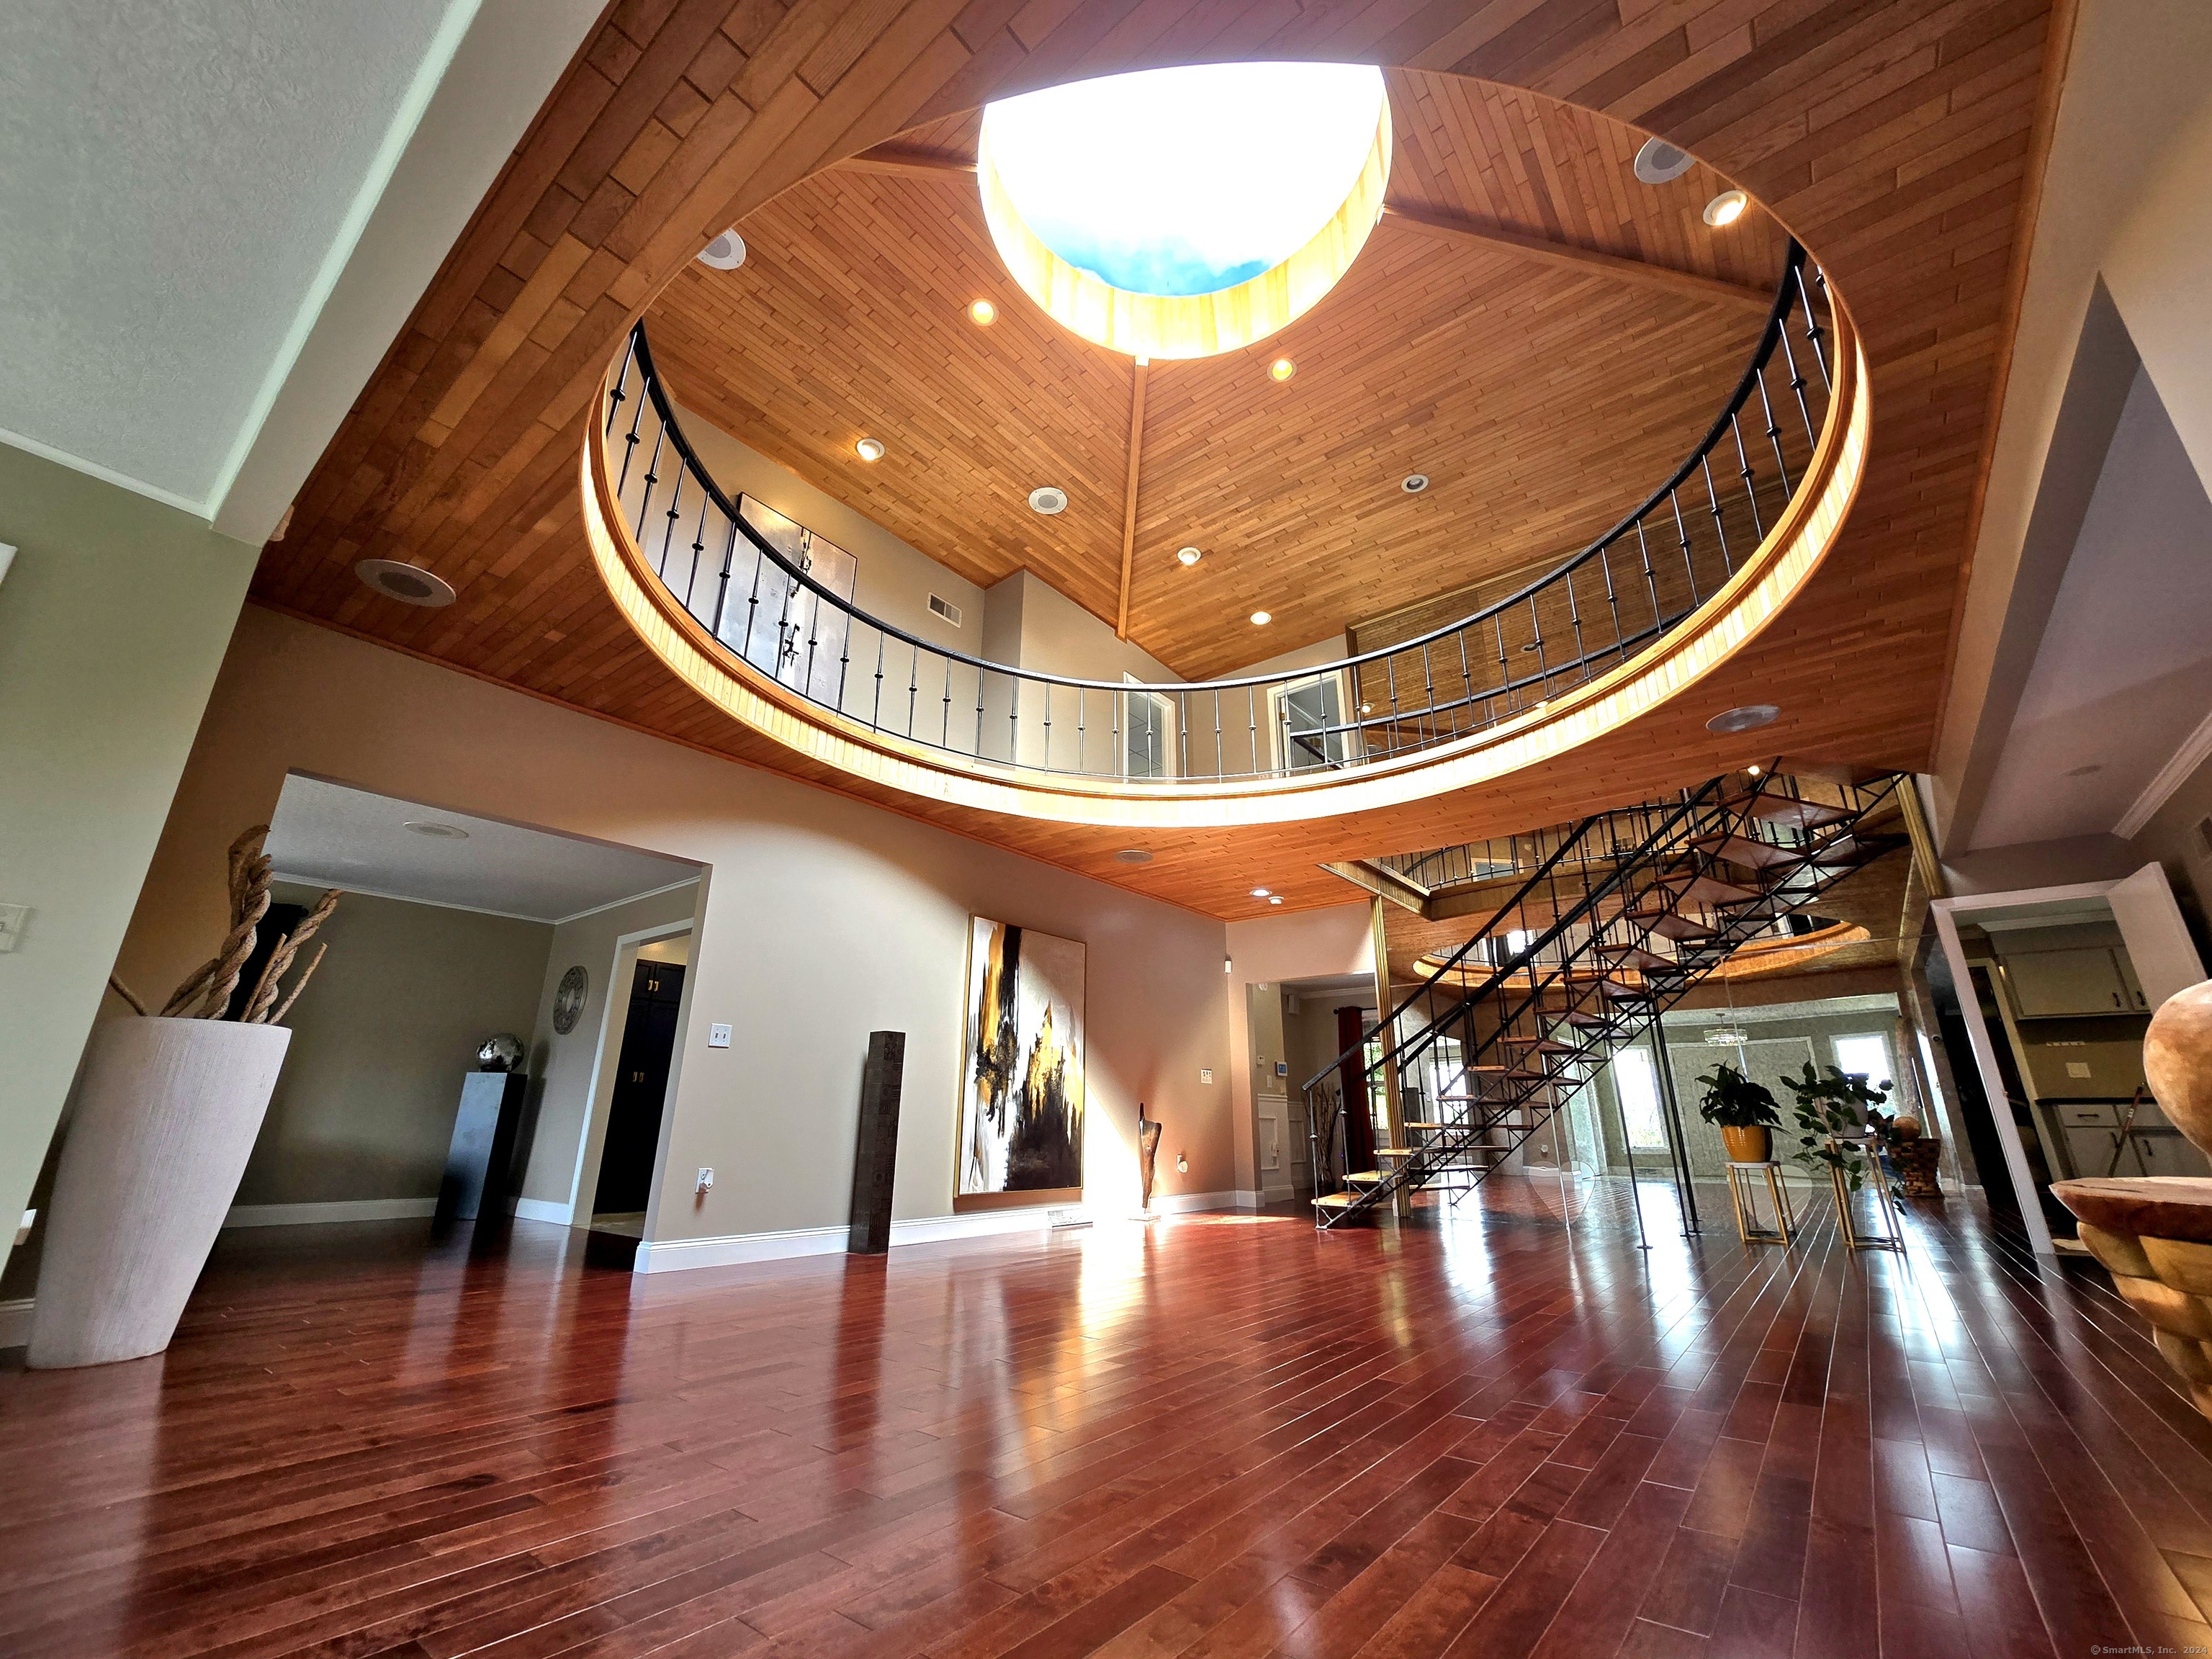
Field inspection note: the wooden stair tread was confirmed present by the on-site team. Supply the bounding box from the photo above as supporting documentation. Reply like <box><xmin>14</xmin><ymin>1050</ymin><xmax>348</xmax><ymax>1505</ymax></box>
<box><xmin>1691</xmin><ymin>831</ymin><xmax>1799</xmax><ymax>870</ymax></box>
<box><xmin>1628</xmin><ymin>909</ymin><xmax>1719</xmax><ymax>942</ymax></box>
<box><xmin>1597</xmin><ymin>943</ymin><xmax>1678</xmax><ymax>972</ymax></box>
<box><xmin>1661</xmin><ymin>873</ymin><xmax>1763</xmax><ymax>907</ymax></box>
<box><xmin>1311</xmin><ymin>1192</ymin><xmax>1358</xmax><ymax>1208</ymax></box>
<box><xmin>1727</xmin><ymin>793</ymin><xmax>1851</xmax><ymax>829</ymax></box>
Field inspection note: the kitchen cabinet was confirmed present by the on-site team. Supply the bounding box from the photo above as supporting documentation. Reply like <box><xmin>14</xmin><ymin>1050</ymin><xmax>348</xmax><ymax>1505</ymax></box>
<box><xmin>2005</xmin><ymin>947</ymin><xmax>2136</xmax><ymax>1016</ymax></box>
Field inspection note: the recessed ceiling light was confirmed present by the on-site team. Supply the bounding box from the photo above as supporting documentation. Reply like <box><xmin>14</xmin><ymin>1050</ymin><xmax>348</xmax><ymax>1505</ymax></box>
<box><xmin>355</xmin><ymin>559</ymin><xmax>457</xmax><ymax>608</ymax></box>
<box><xmin>968</xmin><ymin>298</ymin><xmax>997</xmax><ymax>325</ymax></box>
<box><xmin>1634</xmin><ymin>138</ymin><xmax>1696</xmax><ymax>184</ymax></box>
<box><xmin>1269</xmin><ymin>356</ymin><xmax>1296</xmax><ymax>382</ymax></box>
<box><xmin>1251</xmin><ymin>888</ymin><xmax>1271</xmax><ymax>897</ymax></box>
<box><xmin>1115</xmin><ymin>848</ymin><xmax>1154</xmax><ymax>864</ymax></box>
<box><xmin>1176</xmin><ymin>546</ymin><xmax>1202</xmax><ymax>567</ymax></box>
<box><xmin>1707</xmin><ymin>703</ymin><xmax>1780</xmax><ymax>733</ymax></box>
<box><xmin>1747</xmin><ymin>764</ymin><xmax>1763</xmax><ymax>777</ymax></box>
<box><xmin>1250</xmin><ymin>610</ymin><xmax>1272</xmax><ymax>626</ymax></box>
<box><xmin>855</xmin><ymin>437</ymin><xmax>885</xmax><ymax>462</ymax></box>
<box><xmin>1401</xmin><ymin>473</ymin><xmax>1430</xmax><ymax>494</ymax></box>
<box><xmin>697</xmin><ymin>230</ymin><xmax>747</xmax><ymax>269</ymax></box>
<box><xmin>1029</xmin><ymin>485</ymin><xmax>1068</xmax><ymax>515</ymax></box>
<box><xmin>1702</xmin><ymin>189</ymin><xmax>1749</xmax><ymax>228</ymax></box>
<box><xmin>1358</xmin><ymin>701</ymin><xmax>1372</xmax><ymax>715</ymax></box>
<box><xmin>1269</xmin><ymin>896</ymin><xmax>1284</xmax><ymax>905</ymax></box>
<box><xmin>403</xmin><ymin>820</ymin><xmax>470</xmax><ymax>840</ymax></box>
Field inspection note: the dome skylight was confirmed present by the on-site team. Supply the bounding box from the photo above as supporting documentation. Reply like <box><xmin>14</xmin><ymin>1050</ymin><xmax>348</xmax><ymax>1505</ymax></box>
<box><xmin>977</xmin><ymin>62</ymin><xmax>1390</xmax><ymax>360</ymax></box>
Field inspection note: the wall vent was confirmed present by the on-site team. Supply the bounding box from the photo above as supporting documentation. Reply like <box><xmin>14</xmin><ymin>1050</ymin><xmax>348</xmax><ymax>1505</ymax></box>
<box><xmin>928</xmin><ymin>593</ymin><xmax>963</xmax><ymax>626</ymax></box>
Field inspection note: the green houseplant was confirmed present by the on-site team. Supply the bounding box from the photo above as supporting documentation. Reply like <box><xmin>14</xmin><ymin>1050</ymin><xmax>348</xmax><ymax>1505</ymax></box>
<box><xmin>1694</xmin><ymin>1062</ymin><xmax>1784</xmax><ymax>1163</ymax></box>
<box><xmin>1779</xmin><ymin>1062</ymin><xmax>1893</xmax><ymax>1192</ymax></box>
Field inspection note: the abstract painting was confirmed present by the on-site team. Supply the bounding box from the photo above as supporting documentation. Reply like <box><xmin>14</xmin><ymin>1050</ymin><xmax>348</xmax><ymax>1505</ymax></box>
<box><xmin>956</xmin><ymin>917</ymin><xmax>1085</xmax><ymax>1208</ymax></box>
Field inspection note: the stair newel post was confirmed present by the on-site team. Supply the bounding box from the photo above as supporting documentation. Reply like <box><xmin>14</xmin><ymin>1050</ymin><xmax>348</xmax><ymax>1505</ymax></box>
<box><xmin>1303</xmin><ymin>1082</ymin><xmax>1323</xmax><ymax>1226</ymax></box>
<box><xmin>1647</xmin><ymin>1013</ymin><xmax>1701</xmax><ymax>1234</ymax></box>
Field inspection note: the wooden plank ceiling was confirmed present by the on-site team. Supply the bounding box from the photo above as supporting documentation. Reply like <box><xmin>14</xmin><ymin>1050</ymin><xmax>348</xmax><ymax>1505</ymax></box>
<box><xmin>643</xmin><ymin>69</ymin><xmax>1787</xmax><ymax>678</ymax></box>
<box><xmin>248</xmin><ymin>0</ymin><xmax>2062</xmax><ymax>921</ymax></box>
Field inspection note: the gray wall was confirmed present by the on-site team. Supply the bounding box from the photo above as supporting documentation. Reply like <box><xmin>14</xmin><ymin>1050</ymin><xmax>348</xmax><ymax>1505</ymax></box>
<box><xmin>233</xmin><ymin>884</ymin><xmax>554</xmax><ymax>1207</ymax></box>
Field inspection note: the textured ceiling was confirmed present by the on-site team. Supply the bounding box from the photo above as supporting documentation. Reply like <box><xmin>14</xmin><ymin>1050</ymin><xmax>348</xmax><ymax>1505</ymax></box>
<box><xmin>0</xmin><ymin>0</ymin><xmax>463</xmax><ymax>510</ymax></box>
<box><xmin>644</xmin><ymin>71</ymin><xmax>1789</xmax><ymax>678</ymax></box>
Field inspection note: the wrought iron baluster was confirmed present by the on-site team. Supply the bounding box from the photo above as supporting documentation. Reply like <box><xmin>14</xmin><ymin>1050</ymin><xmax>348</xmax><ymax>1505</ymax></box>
<box><xmin>1730</xmin><ymin>412</ymin><xmax>1765</xmax><ymax>541</ymax></box>
<box><xmin>659</xmin><ymin>465</ymin><xmax>685</xmax><ymax>580</ymax></box>
<box><xmin>1701</xmin><ymin>455</ymin><xmax>1732</xmax><ymax>577</ymax></box>
<box><xmin>1794</xmin><ymin>258</ymin><xmax>1831</xmax><ymax>391</ymax></box>
<box><xmin>634</xmin><ymin>424</ymin><xmax>666</xmax><ymax>540</ymax></box>
<box><xmin>605</xmin><ymin>332</ymin><xmax>637</xmax><ymax>438</ymax></box>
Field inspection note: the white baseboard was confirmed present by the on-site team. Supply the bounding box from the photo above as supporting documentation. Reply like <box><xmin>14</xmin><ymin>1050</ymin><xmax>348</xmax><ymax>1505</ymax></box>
<box><xmin>512</xmin><ymin>1197</ymin><xmax>573</xmax><ymax>1224</ymax></box>
<box><xmin>1257</xmin><ymin>1184</ymin><xmax>1295</xmax><ymax>1205</ymax></box>
<box><xmin>635</xmin><ymin>1202</ymin><xmax>1074</xmax><ymax>1274</ymax></box>
<box><xmin>0</xmin><ymin>1298</ymin><xmax>34</xmax><ymax>1349</ymax></box>
<box><xmin>1156</xmin><ymin>1190</ymin><xmax>1250</xmax><ymax>1214</ymax></box>
<box><xmin>222</xmin><ymin>1197</ymin><xmax>437</xmax><ymax>1228</ymax></box>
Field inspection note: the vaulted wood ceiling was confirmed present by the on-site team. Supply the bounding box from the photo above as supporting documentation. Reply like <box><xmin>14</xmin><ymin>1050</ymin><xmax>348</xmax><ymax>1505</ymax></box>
<box><xmin>245</xmin><ymin>0</ymin><xmax>2066</xmax><ymax>921</ymax></box>
<box><xmin>644</xmin><ymin>70</ymin><xmax>1790</xmax><ymax>677</ymax></box>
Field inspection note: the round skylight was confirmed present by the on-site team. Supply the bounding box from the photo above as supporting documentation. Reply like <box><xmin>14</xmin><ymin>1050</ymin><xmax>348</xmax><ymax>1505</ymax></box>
<box><xmin>977</xmin><ymin>63</ymin><xmax>1390</xmax><ymax>359</ymax></box>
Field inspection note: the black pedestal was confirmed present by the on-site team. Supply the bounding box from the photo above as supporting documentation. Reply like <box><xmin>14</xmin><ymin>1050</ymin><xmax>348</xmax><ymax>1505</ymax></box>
<box><xmin>848</xmin><ymin>1031</ymin><xmax>906</xmax><ymax>1254</ymax></box>
<box><xmin>436</xmin><ymin>1071</ymin><xmax>529</xmax><ymax>1228</ymax></box>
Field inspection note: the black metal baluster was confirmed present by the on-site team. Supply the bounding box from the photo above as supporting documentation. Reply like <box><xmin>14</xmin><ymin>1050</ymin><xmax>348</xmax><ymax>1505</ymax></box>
<box><xmin>1730</xmin><ymin>412</ymin><xmax>1765</xmax><ymax>541</ymax></box>
<box><xmin>1701</xmin><ymin>455</ymin><xmax>1732</xmax><ymax>577</ymax></box>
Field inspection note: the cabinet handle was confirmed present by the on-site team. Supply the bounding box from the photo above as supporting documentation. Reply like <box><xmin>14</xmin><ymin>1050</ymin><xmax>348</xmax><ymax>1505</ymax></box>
<box><xmin>2113</xmin><ymin>991</ymin><xmax>2123</xmax><ymax>1007</ymax></box>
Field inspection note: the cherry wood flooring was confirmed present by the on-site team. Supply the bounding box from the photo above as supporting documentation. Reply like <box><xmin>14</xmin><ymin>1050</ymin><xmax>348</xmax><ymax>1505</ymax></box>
<box><xmin>4</xmin><ymin>1178</ymin><xmax>2209</xmax><ymax>1659</ymax></box>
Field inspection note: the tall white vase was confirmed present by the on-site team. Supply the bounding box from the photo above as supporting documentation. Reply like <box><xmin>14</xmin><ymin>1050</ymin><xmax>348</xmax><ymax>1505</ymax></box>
<box><xmin>28</xmin><ymin>1017</ymin><xmax>290</xmax><ymax>1369</ymax></box>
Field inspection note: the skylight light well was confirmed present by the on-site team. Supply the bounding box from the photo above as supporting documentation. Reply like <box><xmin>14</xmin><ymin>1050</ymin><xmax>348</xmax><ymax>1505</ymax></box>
<box><xmin>977</xmin><ymin>62</ymin><xmax>1390</xmax><ymax>360</ymax></box>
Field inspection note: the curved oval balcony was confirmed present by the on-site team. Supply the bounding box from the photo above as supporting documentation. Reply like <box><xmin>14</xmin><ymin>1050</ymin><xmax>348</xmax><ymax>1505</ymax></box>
<box><xmin>579</xmin><ymin>243</ymin><xmax>1866</xmax><ymax>830</ymax></box>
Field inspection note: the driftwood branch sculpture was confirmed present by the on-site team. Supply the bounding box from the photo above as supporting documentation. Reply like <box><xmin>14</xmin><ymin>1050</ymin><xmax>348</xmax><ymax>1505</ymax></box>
<box><xmin>142</xmin><ymin>824</ymin><xmax>341</xmax><ymax>1026</ymax></box>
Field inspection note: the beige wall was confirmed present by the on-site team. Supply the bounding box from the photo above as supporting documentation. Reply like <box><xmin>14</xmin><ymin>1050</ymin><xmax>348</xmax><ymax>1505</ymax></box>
<box><xmin>520</xmin><ymin>884</ymin><xmax>699</xmax><ymax>1218</ymax></box>
<box><xmin>0</xmin><ymin>445</ymin><xmax>259</xmax><ymax>1253</ymax></box>
<box><xmin>112</xmin><ymin>607</ymin><xmax>1237</xmax><ymax>1250</ymax></box>
<box><xmin>235</xmin><ymin>884</ymin><xmax>554</xmax><ymax>1207</ymax></box>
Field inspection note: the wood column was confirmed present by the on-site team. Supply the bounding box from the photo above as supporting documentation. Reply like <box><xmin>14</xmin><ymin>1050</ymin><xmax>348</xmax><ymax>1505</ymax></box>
<box><xmin>1115</xmin><ymin>359</ymin><xmax>1147</xmax><ymax>640</ymax></box>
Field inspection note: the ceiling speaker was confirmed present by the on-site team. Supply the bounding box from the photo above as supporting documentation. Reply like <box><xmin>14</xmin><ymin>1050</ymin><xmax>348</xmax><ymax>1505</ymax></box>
<box><xmin>1028</xmin><ymin>485</ymin><xmax>1069</xmax><ymax>515</ymax></box>
<box><xmin>355</xmin><ymin>559</ymin><xmax>457</xmax><ymax>608</ymax></box>
<box><xmin>698</xmin><ymin>230</ymin><xmax>747</xmax><ymax>270</ymax></box>
<box><xmin>1634</xmin><ymin>138</ymin><xmax>1696</xmax><ymax>184</ymax></box>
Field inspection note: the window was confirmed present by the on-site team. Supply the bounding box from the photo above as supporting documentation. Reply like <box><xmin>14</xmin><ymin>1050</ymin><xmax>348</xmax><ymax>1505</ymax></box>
<box><xmin>1612</xmin><ymin>1047</ymin><xmax>1669</xmax><ymax>1152</ymax></box>
<box><xmin>1270</xmin><ymin>672</ymin><xmax>1351</xmax><ymax>772</ymax></box>
<box><xmin>1832</xmin><ymin>1033</ymin><xmax>1893</xmax><ymax>1092</ymax></box>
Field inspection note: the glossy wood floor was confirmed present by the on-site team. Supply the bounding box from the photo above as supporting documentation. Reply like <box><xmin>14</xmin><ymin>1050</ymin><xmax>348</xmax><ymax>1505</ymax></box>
<box><xmin>4</xmin><ymin>1177</ymin><xmax>2211</xmax><ymax>1659</ymax></box>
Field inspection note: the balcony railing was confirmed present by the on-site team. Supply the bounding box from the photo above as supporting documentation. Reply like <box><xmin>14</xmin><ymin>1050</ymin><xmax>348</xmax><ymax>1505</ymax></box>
<box><xmin>592</xmin><ymin>243</ymin><xmax>1838</xmax><ymax>790</ymax></box>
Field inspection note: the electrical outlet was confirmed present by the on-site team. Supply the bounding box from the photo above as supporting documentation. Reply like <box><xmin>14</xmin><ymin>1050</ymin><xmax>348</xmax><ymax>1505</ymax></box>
<box><xmin>0</xmin><ymin>903</ymin><xmax>28</xmax><ymax>953</ymax></box>
<box><xmin>696</xmin><ymin>1167</ymin><xmax>714</xmax><ymax>1192</ymax></box>
<box><xmin>708</xmin><ymin>1023</ymin><xmax>732</xmax><ymax>1048</ymax></box>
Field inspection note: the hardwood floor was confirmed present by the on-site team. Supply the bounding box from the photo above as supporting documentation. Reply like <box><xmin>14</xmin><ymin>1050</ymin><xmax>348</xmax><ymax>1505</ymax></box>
<box><xmin>4</xmin><ymin>1178</ymin><xmax>2210</xmax><ymax>1658</ymax></box>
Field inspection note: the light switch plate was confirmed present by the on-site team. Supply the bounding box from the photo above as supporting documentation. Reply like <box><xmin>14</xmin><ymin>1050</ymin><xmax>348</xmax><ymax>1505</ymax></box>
<box><xmin>0</xmin><ymin>903</ymin><xmax>28</xmax><ymax>953</ymax></box>
<box><xmin>708</xmin><ymin>1023</ymin><xmax>732</xmax><ymax>1048</ymax></box>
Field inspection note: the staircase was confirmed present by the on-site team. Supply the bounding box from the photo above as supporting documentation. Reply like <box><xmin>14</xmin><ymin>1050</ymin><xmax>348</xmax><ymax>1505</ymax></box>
<box><xmin>1302</xmin><ymin>767</ymin><xmax>1906</xmax><ymax>1229</ymax></box>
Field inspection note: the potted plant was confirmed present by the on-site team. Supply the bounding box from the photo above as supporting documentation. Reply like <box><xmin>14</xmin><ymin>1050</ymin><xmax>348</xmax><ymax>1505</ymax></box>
<box><xmin>29</xmin><ymin>827</ymin><xmax>339</xmax><ymax>1369</ymax></box>
<box><xmin>1778</xmin><ymin>1061</ymin><xmax>1892</xmax><ymax>1191</ymax></box>
<box><xmin>1695</xmin><ymin>1062</ymin><xmax>1784</xmax><ymax>1162</ymax></box>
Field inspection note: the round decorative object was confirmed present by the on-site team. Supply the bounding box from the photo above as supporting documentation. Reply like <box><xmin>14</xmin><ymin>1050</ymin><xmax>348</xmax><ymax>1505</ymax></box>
<box><xmin>552</xmin><ymin>966</ymin><xmax>589</xmax><ymax>1035</ymax></box>
<box><xmin>1890</xmin><ymin>1115</ymin><xmax>1923</xmax><ymax>1140</ymax></box>
<box><xmin>477</xmin><ymin>1032</ymin><xmax>526</xmax><ymax>1074</ymax></box>
<box><xmin>2144</xmin><ymin>980</ymin><xmax>2212</xmax><ymax>1156</ymax></box>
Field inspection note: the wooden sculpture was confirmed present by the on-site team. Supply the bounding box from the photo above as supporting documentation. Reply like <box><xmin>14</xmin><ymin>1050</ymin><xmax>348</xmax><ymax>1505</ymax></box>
<box><xmin>1136</xmin><ymin>1101</ymin><xmax>1163</xmax><ymax>1218</ymax></box>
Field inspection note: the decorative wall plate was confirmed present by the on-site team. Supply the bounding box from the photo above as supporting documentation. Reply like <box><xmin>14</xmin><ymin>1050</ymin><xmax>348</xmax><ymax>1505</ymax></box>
<box><xmin>553</xmin><ymin>965</ymin><xmax>588</xmax><ymax>1034</ymax></box>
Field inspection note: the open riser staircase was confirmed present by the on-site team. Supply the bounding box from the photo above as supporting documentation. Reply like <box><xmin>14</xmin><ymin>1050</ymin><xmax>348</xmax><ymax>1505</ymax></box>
<box><xmin>1302</xmin><ymin>768</ymin><xmax>1905</xmax><ymax>1228</ymax></box>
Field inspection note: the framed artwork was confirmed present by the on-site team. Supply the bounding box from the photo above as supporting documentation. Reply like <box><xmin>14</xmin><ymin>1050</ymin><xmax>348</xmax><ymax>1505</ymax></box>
<box><xmin>956</xmin><ymin>917</ymin><xmax>1086</xmax><ymax>1210</ymax></box>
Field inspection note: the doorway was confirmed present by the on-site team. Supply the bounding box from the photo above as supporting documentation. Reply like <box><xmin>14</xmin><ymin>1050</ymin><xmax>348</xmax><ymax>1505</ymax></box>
<box><xmin>588</xmin><ymin>938</ymin><xmax>688</xmax><ymax>1227</ymax></box>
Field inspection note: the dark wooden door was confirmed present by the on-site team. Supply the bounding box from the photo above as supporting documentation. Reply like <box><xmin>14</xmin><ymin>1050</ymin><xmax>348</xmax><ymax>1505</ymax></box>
<box><xmin>592</xmin><ymin>959</ymin><xmax>685</xmax><ymax>1215</ymax></box>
